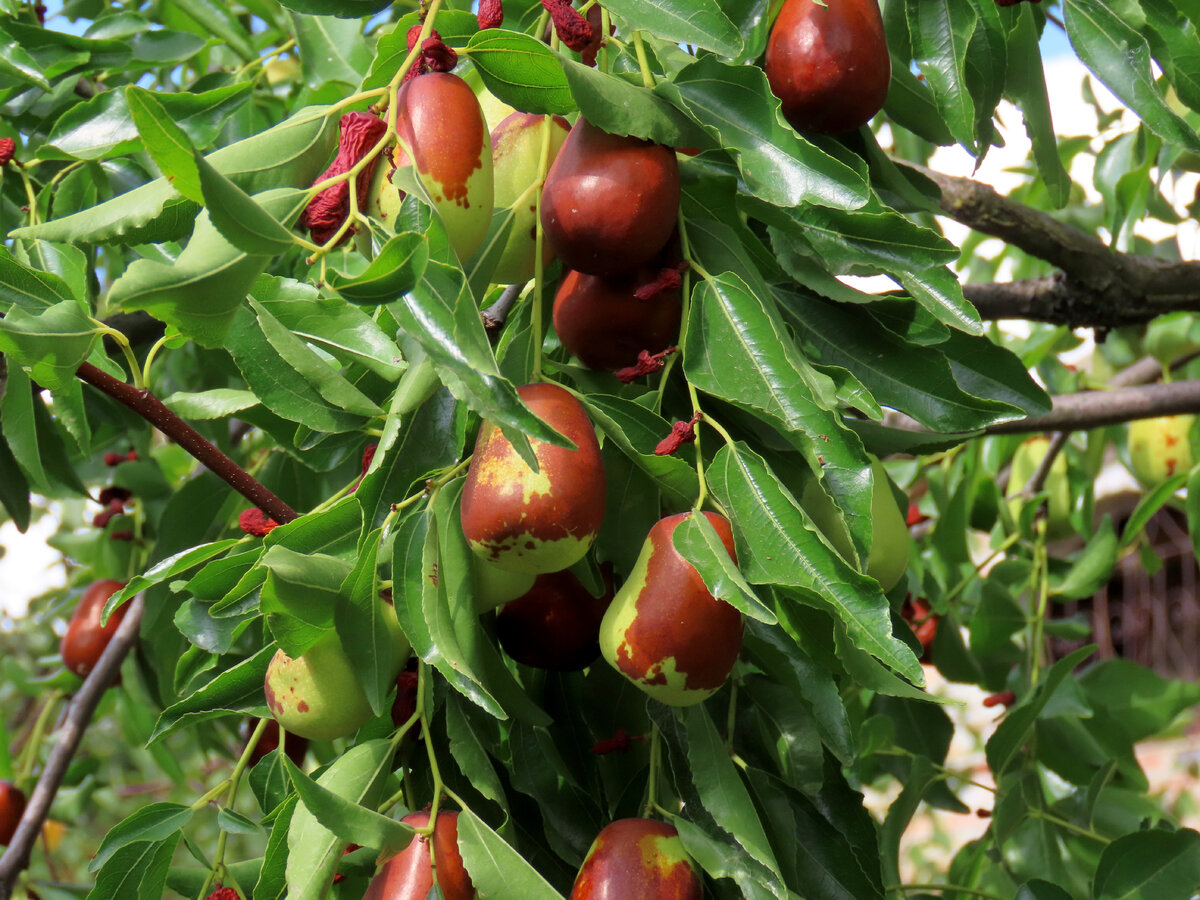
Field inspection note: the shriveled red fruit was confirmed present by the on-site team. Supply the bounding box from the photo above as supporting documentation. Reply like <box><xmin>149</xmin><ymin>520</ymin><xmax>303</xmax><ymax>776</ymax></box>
<box><xmin>765</xmin><ymin>0</ymin><xmax>891</xmax><ymax>134</ymax></box>
<box><xmin>599</xmin><ymin>512</ymin><xmax>743</xmax><ymax>706</ymax></box>
<box><xmin>0</xmin><ymin>781</ymin><xmax>26</xmax><ymax>846</ymax></box>
<box><xmin>541</xmin><ymin>119</ymin><xmax>680</xmax><ymax>277</ymax></box>
<box><xmin>552</xmin><ymin>266</ymin><xmax>682</xmax><ymax>371</ymax></box>
<box><xmin>242</xmin><ymin>717</ymin><xmax>309</xmax><ymax>769</ymax></box>
<box><xmin>61</xmin><ymin>580</ymin><xmax>129</xmax><ymax>679</ymax></box>
<box><xmin>460</xmin><ymin>383</ymin><xmax>606</xmax><ymax>574</ymax></box>
<box><xmin>495</xmin><ymin>566</ymin><xmax>613</xmax><ymax>670</ymax></box>
<box><xmin>570</xmin><ymin>818</ymin><xmax>702</xmax><ymax>900</ymax></box>
<box><xmin>366</xmin><ymin>73</ymin><xmax>493</xmax><ymax>263</ymax></box>
<box><xmin>204</xmin><ymin>888</ymin><xmax>239</xmax><ymax>900</ymax></box>
<box><xmin>301</xmin><ymin>111</ymin><xmax>388</xmax><ymax>245</ymax></box>
<box><xmin>364</xmin><ymin>809</ymin><xmax>474</xmax><ymax>900</ymax></box>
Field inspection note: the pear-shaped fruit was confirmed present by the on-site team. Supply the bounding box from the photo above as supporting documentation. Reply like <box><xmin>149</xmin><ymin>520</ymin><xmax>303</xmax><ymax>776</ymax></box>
<box><xmin>765</xmin><ymin>0</ymin><xmax>891</xmax><ymax>134</ymax></box>
<box><xmin>264</xmin><ymin>624</ymin><xmax>404</xmax><ymax>741</ymax></box>
<box><xmin>461</xmin><ymin>382</ymin><xmax>606</xmax><ymax>574</ymax></box>
<box><xmin>552</xmin><ymin>266</ymin><xmax>682</xmax><ymax>370</ymax></box>
<box><xmin>541</xmin><ymin>118</ymin><xmax>680</xmax><ymax>277</ymax></box>
<box><xmin>61</xmin><ymin>580</ymin><xmax>129</xmax><ymax>679</ymax></box>
<box><xmin>496</xmin><ymin>566</ymin><xmax>613</xmax><ymax>670</ymax></box>
<box><xmin>1006</xmin><ymin>436</ymin><xmax>1073</xmax><ymax>538</ymax></box>
<box><xmin>570</xmin><ymin>818</ymin><xmax>702</xmax><ymax>900</ymax></box>
<box><xmin>472</xmin><ymin>555</ymin><xmax>537</xmax><ymax>613</ymax></box>
<box><xmin>365</xmin><ymin>72</ymin><xmax>493</xmax><ymax>262</ymax></box>
<box><xmin>364</xmin><ymin>809</ymin><xmax>474</xmax><ymax>900</ymax></box>
<box><xmin>1128</xmin><ymin>415</ymin><xmax>1196</xmax><ymax>487</ymax></box>
<box><xmin>0</xmin><ymin>780</ymin><xmax>26</xmax><ymax>847</ymax></box>
<box><xmin>798</xmin><ymin>459</ymin><xmax>909</xmax><ymax>592</ymax></box>
<box><xmin>490</xmin><ymin>112</ymin><xmax>571</xmax><ymax>284</ymax></box>
<box><xmin>599</xmin><ymin>511</ymin><xmax>742</xmax><ymax>706</ymax></box>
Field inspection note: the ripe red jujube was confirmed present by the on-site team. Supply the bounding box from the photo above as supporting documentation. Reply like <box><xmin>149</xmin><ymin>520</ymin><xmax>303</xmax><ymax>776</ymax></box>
<box><xmin>540</xmin><ymin>119</ymin><xmax>679</xmax><ymax>278</ymax></box>
<box><xmin>363</xmin><ymin>809</ymin><xmax>474</xmax><ymax>900</ymax></box>
<box><xmin>495</xmin><ymin>566</ymin><xmax>613</xmax><ymax>671</ymax></box>
<box><xmin>0</xmin><ymin>781</ymin><xmax>26</xmax><ymax>846</ymax></box>
<box><xmin>61</xmin><ymin>580</ymin><xmax>128</xmax><ymax>679</ymax></box>
<box><xmin>552</xmin><ymin>267</ymin><xmax>682</xmax><ymax>371</ymax></box>
<box><xmin>765</xmin><ymin>0</ymin><xmax>891</xmax><ymax>134</ymax></box>
<box><xmin>460</xmin><ymin>383</ymin><xmax>606</xmax><ymax>574</ymax></box>
<box><xmin>570</xmin><ymin>818</ymin><xmax>702</xmax><ymax>900</ymax></box>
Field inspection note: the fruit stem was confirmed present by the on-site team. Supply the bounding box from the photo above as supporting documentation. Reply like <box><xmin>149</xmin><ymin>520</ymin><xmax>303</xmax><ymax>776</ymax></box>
<box><xmin>1026</xmin><ymin>808</ymin><xmax>1110</xmax><ymax>844</ymax></box>
<box><xmin>14</xmin><ymin>692</ymin><xmax>61</xmax><ymax>789</ymax></box>
<box><xmin>88</xmin><ymin>320</ymin><xmax>144</xmax><ymax>389</ymax></box>
<box><xmin>599</xmin><ymin>7</ymin><xmax>611</xmax><ymax>72</ymax></box>
<box><xmin>139</xmin><ymin>333</ymin><xmax>172</xmax><ymax>391</ymax></box>
<box><xmin>943</xmin><ymin>530</ymin><xmax>1021</xmax><ymax>605</ymax></box>
<box><xmin>631</xmin><ymin>32</ymin><xmax>655</xmax><ymax>89</ymax></box>
<box><xmin>530</xmin><ymin>116</ymin><xmax>555</xmax><ymax>381</ymax></box>
<box><xmin>234</xmin><ymin>36</ymin><xmax>297</xmax><ymax>77</ymax></box>
<box><xmin>644</xmin><ymin>724</ymin><xmax>662</xmax><ymax>817</ymax></box>
<box><xmin>1027</xmin><ymin>518</ymin><xmax>1050</xmax><ymax>686</ymax></box>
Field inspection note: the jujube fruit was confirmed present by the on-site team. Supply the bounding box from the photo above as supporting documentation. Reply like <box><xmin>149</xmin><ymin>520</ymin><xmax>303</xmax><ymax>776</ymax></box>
<box><xmin>472</xmin><ymin>555</ymin><xmax>537</xmax><ymax>613</ymax></box>
<box><xmin>242</xmin><ymin>718</ymin><xmax>309</xmax><ymax>769</ymax></box>
<box><xmin>495</xmin><ymin>566</ymin><xmax>613</xmax><ymax>671</ymax></box>
<box><xmin>552</xmin><ymin>266</ymin><xmax>682</xmax><ymax>371</ymax></box>
<box><xmin>570</xmin><ymin>818</ymin><xmax>702</xmax><ymax>900</ymax></box>
<box><xmin>540</xmin><ymin>118</ymin><xmax>680</xmax><ymax>277</ymax></box>
<box><xmin>489</xmin><ymin>112</ymin><xmax>571</xmax><ymax>284</ymax></box>
<box><xmin>0</xmin><ymin>780</ymin><xmax>26</xmax><ymax>847</ymax></box>
<box><xmin>1127</xmin><ymin>415</ymin><xmax>1196</xmax><ymax>488</ymax></box>
<box><xmin>798</xmin><ymin>458</ymin><xmax>910</xmax><ymax>592</ymax></box>
<box><xmin>61</xmin><ymin>579</ymin><xmax>129</xmax><ymax>679</ymax></box>
<box><xmin>1005</xmin><ymin>436</ymin><xmax>1073</xmax><ymax>539</ymax></box>
<box><xmin>366</xmin><ymin>72</ymin><xmax>494</xmax><ymax>262</ymax></box>
<box><xmin>363</xmin><ymin>809</ymin><xmax>474</xmax><ymax>900</ymax></box>
<box><xmin>599</xmin><ymin>511</ymin><xmax>743</xmax><ymax>707</ymax></box>
<box><xmin>765</xmin><ymin>0</ymin><xmax>891</xmax><ymax>134</ymax></box>
<box><xmin>460</xmin><ymin>382</ymin><xmax>606</xmax><ymax>574</ymax></box>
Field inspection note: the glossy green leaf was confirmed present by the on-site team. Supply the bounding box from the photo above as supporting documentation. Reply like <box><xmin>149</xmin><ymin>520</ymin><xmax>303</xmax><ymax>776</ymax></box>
<box><xmin>172</xmin><ymin>0</ymin><xmax>255</xmax><ymax>60</ymax></box>
<box><xmin>88</xmin><ymin>803</ymin><xmax>194</xmax><ymax>873</ymax></box>
<box><xmin>151</xmin><ymin>644</ymin><xmax>276</xmax><ymax>741</ymax></box>
<box><xmin>85</xmin><ymin>833</ymin><xmax>180</xmax><ymax>900</ymax></box>
<box><xmin>601</xmin><ymin>0</ymin><xmax>743</xmax><ymax>57</ymax></box>
<box><xmin>906</xmin><ymin>0</ymin><xmax>979</xmax><ymax>151</ymax></box>
<box><xmin>291</xmin><ymin>10</ymin><xmax>372</xmax><ymax>88</ymax></box>
<box><xmin>672</xmin><ymin>512</ymin><xmax>775</xmax><ymax>623</ymax></box>
<box><xmin>328</xmin><ymin>232</ymin><xmax>428</xmax><ymax>305</ymax></box>
<box><xmin>1006</xmin><ymin>5</ymin><xmax>1070</xmax><ymax>206</ymax></box>
<box><xmin>457</xmin><ymin>810</ymin><xmax>567</xmax><ymax>900</ymax></box>
<box><xmin>562</xmin><ymin>60</ymin><xmax>712</xmax><ymax>148</ymax></box>
<box><xmin>1093</xmin><ymin>827</ymin><xmax>1200</xmax><ymax>899</ymax></box>
<box><xmin>0</xmin><ymin>300</ymin><xmax>95</xmax><ymax>390</ymax></box>
<box><xmin>467</xmin><ymin>29</ymin><xmax>575</xmax><ymax>115</ymax></box>
<box><xmin>1051</xmin><ymin>517</ymin><xmax>1118</xmax><ymax>600</ymax></box>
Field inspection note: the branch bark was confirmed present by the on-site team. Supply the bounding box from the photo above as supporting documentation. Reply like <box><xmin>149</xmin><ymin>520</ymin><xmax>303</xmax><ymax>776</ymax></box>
<box><xmin>76</xmin><ymin>362</ymin><xmax>298</xmax><ymax>525</ymax></box>
<box><xmin>909</xmin><ymin>164</ymin><xmax>1200</xmax><ymax>328</ymax></box>
<box><xmin>987</xmin><ymin>380</ymin><xmax>1200</xmax><ymax>435</ymax></box>
<box><xmin>0</xmin><ymin>595</ymin><xmax>145</xmax><ymax>900</ymax></box>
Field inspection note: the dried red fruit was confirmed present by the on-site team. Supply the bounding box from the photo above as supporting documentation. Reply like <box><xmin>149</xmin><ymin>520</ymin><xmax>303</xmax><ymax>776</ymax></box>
<box><xmin>982</xmin><ymin>689</ymin><xmax>1016</xmax><ymax>708</ymax></box>
<box><xmin>300</xmin><ymin>112</ymin><xmax>389</xmax><ymax>246</ymax></box>
<box><xmin>633</xmin><ymin>263</ymin><xmax>687</xmax><ymax>302</ymax></box>
<box><xmin>98</xmin><ymin>486</ymin><xmax>132</xmax><ymax>507</ymax></box>
<box><xmin>655</xmin><ymin>413</ymin><xmax>702</xmax><ymax>456</ymax></box>
<box><xmin>901</xmin><ymin>597</ymin><xmax>938</xmax><ymax>661</ymax></box>
<box><xmin>420</xmin><ymin>35</ymin><xmax>458</xmax><ymax>72</ymax></box>
<box><xmin>542</xmin><ymin>0</ymin><xmax>593</xmax><ymax>51</ymax></box>
<box><xmin>477</xmin><ymin>0</ymin><xmax>504</xmax><ymax>29</ymax></box>
<box><xmin>239</xmin><ymin>508</ymin><xmax>279</xmax><ymax>537</ymax></box>
<box><xmin>0</xmin><ymin>138</ymin><xmax>14</xmax><ymax>167</ymax></box>
<box><xmin>614</xmin><ymin>346</ymin><xmax>677</xmax><ymax>383</ymax></box>
<box><xmin>579</xmin><ymin>3</ymin><xmax>611</xmax><ymax>67</ymax></box>
<box><xmin>204</xmin><ymin>888</ymin><xmax>240</xmax><ymax>900</ymax></box>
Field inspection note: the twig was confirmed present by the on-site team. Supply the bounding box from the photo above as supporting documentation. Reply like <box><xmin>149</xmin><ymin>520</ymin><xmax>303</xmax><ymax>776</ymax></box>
<box><xmin>481</xmin><ymin>283</ymin><xmax>524</xmax><ymax>338</ymax></box>
<box><xmin>0</xmin><ymin>595</ymin><xmax>146</xmax><ymax>900</ymax></box>
<box><xmin>1023</xmin><ymin>430</ymin><xmax>1071</xmax><ymax>501</ymax></box>
<box><xmin>76</xmin><ymin>362</ymin><xmax>298</xmax><ymax>525</ymax></box>
<box><xmin>987</xmin><ymin>380</ymin><xmax>1200</xmax><ymax>435</ymax></box>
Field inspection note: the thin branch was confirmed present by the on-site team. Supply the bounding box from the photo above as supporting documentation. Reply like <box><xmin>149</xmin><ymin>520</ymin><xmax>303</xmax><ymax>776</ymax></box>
<box><xmin>76</xmin><ymin>362</ymin><xmax>298</xmax><ymax>525</ymax></box>
<box><xmin>909</xmin><ymin>164</ymin><xmax>1200</xmax><ymax>328</ymax></box>
<box><xmin>987</xmin><ymin>380</ymin><xmax>1200</xmax><ymax>435</ymax></box>
<box><xmin>481</xmin><ymin>283</ymin><xmax>524</xmax><ymax>338</ymax></box>
<box><xmin>0</xmin><ymin>595</ymin><xmax>145</xmax><ymax>900</ymax></box>
<box><xmin>1023</xmin><ymin>430</ymin><xmax>1071</xmax><ymax>501</ymax></box>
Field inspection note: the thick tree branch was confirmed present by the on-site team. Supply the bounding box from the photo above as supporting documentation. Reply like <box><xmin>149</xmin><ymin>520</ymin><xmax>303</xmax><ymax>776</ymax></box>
<box><xmin>987</xmin><ymin>381</ymin><xmax>1200</xmax><ymax>435</ymax></box>
<box><xmin>0</xmin><ymin>595</ymin><xmax>145</xmax><ymax>900</ymax></box>
<box><xmin>910</xmin><ymin>165</ymin><xmax>1200</xmax><ymax>328</ymax></box>
<box><xmin>77</xmin><ymin>362</ymin><xmax>298</xmax><ymax>524</ymax></box>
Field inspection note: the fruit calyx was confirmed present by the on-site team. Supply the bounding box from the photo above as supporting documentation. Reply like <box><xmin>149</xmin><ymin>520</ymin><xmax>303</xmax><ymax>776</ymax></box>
<box><xmin>615</xmin><ymin>346</ymin><xmax>677</xmax><ymax>383</ymax></box>
<box><xmin>542</xmin><ymin>0</ymin><xmax>593</xmax><ymax>51</ymax></box>
<box><xmin>477</xmin><ymin>0</ymin><xmax>504</xmax><ymax>29</ymax></box>
<box><xmin>655</xmin><ymin>413</ymin><xmax>702</xmax><ymax>456</ymax></box>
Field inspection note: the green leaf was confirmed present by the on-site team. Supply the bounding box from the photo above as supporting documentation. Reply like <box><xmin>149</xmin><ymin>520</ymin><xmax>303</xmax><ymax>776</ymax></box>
<box><xmin>0</xmin><ymin>422</ymin><xmax>31</xmax><ymax>532</ymax></box>
<box><xmin>0</xmin><ymin>247</ymin><xmax>75</xmax><ymax>312</ymax></box>
<box><xmin>1064</xmin><ymin>0</ymin><xmax>1200</xmax><ymax>152</ymax></box>
<box><xmin>253</xmin><ymin>796</ymin><xmax>298</xmax><ymax>900</ymax></box>
<box><xmin>562</xmin><ymin>61</ymin><xmax>712</xmax><ymax>148</ymax></box>
<box><xmin>1079</xmin><ymin>660</ymin><xmax>1200</xmax><ymax>743</ymax></box>
<box><xmin>601</xmin><ymin>0</ymin><xmax>743</xmax><ymax>57</ymax></box>
<box><xmin>125</xmin><ymin>86</ymin><xmax>205</xmax><ymax>204</ymax></box>
<box><xmin>457</xmin><ymin>810</ymin><xmax>567</xmax><ymax>900</ymax></box>
<box><xmin>580</xmin><ymin>393</ymin><xmax>695</xmax><ymax>507</ymax></box>
<box><xmin>151</xmin><ymin>644</ymin><xmax>276</xmax><ymax>741</ymax></box>
<box><xmin>281</xmin><ymin>752</ymin><xmax>414</xmax><ymax>855</ymax></box>
<box><xmin>0</xmin><ymin>22</ymin><xmax>50</xmax><ymax>90</ymax></box>
<box><xmin>1120</xmin><ymin>471</ymin><xmax>1189</xmax><ymax>547</ymax></box>
<box><xmin>1093</xmin><ymin>827</ymin><xmax>1200</xmax><ymax>900</ymax></box>
<box><xmin>660</xmin><ymin>57</ymin><xmax>870</xmax><ymax>210</ymax></box>
<box><xmin>336</xmin><ymin>529</ymin><xmax>404</xmax><ymax>713</ymax></box>
<box><xmin>906</xmin><ymin>0</ymin><xmax>980</xmax><ymax>152</ymax></box>
<box><xmin>162</xmin><ymin>388</ymin><xmax>260</xmax><ymax>419</ymax></box>
<box><xmin>328</xmin><ymin>232</ymin><xmax>428</xmax><ymax>305</ymax></box>
<box><xmin>707</xmin><ymin>445</ymin><xmax>923</xmax><ymax>684</ymax></box>
<box><xmin>466</xmin><ymin>29</ymin><xmax>576</xmax><ymax>115</ymax></box>
<box><xmin>0</xmin><ymin>300</ymin><xmax>96</xmax><ymax>390</ymax></box>
<box><xmin>671</xmin><ymin>513</ymin><xmax>775</xmax><ymax>623</ymax></box>
<box><xmin>172</xmin><ymin>0</ymin><xmax>256</xmax><ymax>60</ymax></box>
<box><xmin>292</xmin><ymin>10</ymin><xmax>372</xmax><ymax>87</ymax></box>
<box><xmin>1051</xmin><ymin>517</ymin><xmax>1118</xmax><ymax>600</ymax></box>
<box><xmin>88</xmin><ymin>803</ymin><xmax>194</xmax><ymax>873</ymax></box>
<box><xmin>672</xmin><ymin>815</ymin><xmax>780</xmax><ymax>900</ymax></box>
<box><xmin>85</xmin><ymin>833</ymin><xmax>180</xmax><ymax>900</ymax></box>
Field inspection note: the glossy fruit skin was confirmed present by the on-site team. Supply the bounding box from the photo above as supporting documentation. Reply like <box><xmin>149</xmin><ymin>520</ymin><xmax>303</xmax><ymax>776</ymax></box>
<box><xmin>799</xmin><ymin>459</ymin><xmax>909</xmax><ymax>592</ymax></box>
<box><xmin>0</xmin><ymin>781</ymin><xmax>26</xmax><ymax>847</ymax></box>
<box><xmin>1005</xmin><ymin>436</ymin><xmax>1073</xmax><ymax>539</ymax></box>
<box><xmin>472</xmin><ymin>556</ymin><xmax>537</xmax><ymax>613</ymax></box>
<box><xmin>599</xmin><ymin>512</ymin><xmax>743</xmax><ymax>707</ymax></box>
<box><xmin>541</xmin><ymin>119</ymin><xmax>680</xmax><ymax>278</ymax></box>
<box><xmin>461</xmin><ymin>382</ymin><xmax>606</xmax><ymax>574</ymax></box>
<box><xmin>61</xmin><ymin>580</ymin><xmax>129</xmax><ymax>679</ymax></box>
<box><xmin>490</xmin><ymin>112</ymin><xmax>571</xmax><ymax>284</ymax></box>
<box><xmin>553</xmin><ymin>267</ymin><xmax>683</xmax><ymax>371</ymax></box>
<box><xmin>366</xmin><ymin>73</ymin><xmax>493</xmax><ymax>262</ymax></box>
<box><xmin>265</xmin><ymin>637</ymin><xmax>374</xmax><ymax>742</ymax></box>
<box><xmin>243</xmin><ymin>718</ymin><xmax>309</xmax><ymax>769</ymax></box>
<box><xmin>363</xmin><ymin>810</ymin><xmax>474</xmax><ymax>900</ymax></box>
<box><xmin>496</xmin><ymin>566</ymin><xmax>613</xmax><ymax>670</ymax></box>
<box><xmin>765</xmin><ymin>0</ymin><xmax>891</xmax><ymax>134</ymax></box>
<box><xmin>570</xmin><ymin>818</ymin><xmax>702</xmax><ymax>900</ymax></box>
<box><xmin>1128</xmin><ymin>415</ymin><xmax>1196</xmax><ymax>488</ymax></box>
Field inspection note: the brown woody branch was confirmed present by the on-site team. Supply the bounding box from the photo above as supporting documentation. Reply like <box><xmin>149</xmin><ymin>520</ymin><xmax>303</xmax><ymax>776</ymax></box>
<box><xmin>986</xmin><ymin>380</ymin><xmax>1200</xmax><ymax>435</ymax></box>
<box><xmin>76</xmin><ymin>362</ymin><xmax>298</xmax><ymax>525</ymax></box>
<box><xmin>0</xmin><ymin>595</ymin><xmax>145</xmax><ymax>900</ymax></box>
<box><xmin>910</xmin><ymin>165</ymin><xmax>1200</xmax><ymax>328</ymax></box>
